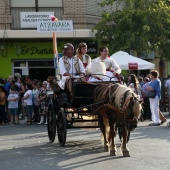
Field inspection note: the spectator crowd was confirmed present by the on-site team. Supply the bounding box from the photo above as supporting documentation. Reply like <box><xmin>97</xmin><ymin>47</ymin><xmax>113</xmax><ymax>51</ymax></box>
<box><xmin>0</xmin><ymin>72</ymin><xmax>167</xmax><ymax>126</ymax></box>
<box><xmin>0</xmin><ymin>75</ymin><xmax>57</xmax><ymax>125</ymax></box>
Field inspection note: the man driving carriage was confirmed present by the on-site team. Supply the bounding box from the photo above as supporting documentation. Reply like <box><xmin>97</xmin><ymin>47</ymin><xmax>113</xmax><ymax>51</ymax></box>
<box><xmin>58</xmin><ymin>43</ymin><xmax>85</xmax><ymax>95</ymax></box>
<box><xmin>88</xmin><ymin>46</ymin><xmax>122</xmax><ymax>82</ymax></box>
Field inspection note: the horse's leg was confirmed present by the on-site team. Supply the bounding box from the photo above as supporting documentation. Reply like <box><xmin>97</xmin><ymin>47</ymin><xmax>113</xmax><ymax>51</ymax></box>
<box><xmin>98</xmin><ymin>114</ymin><xmax>108</xmax><ymax>152</ymax></box>
<box><xmin>108</xmin><ymin>121</ymin><xmax>117</xmax><ymax>156</ymax></box>
<box><xmin>121</xmin><ymin>128</ymin><xmax>130</xmax><ymax>157</ymax></box>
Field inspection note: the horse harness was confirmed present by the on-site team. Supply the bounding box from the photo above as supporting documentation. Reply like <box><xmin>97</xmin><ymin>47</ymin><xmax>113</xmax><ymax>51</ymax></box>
<box><xmin>95</xmin><ymin>84</ymin><xmax>139</xmax><ymax>131</ymax></box>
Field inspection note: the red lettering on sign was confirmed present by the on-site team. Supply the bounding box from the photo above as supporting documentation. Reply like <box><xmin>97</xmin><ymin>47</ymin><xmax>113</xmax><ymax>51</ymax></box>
<box><xmin>128</xmin><ymin>63</ymin><xmax>138</xmax><ymax>70</ymax></box>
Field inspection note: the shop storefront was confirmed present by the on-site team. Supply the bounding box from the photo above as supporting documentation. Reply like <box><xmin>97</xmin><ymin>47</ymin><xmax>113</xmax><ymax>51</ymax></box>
<box><xmin>0</xmin><ymin>39</ymin><xmax>98</xmax><ymax>80</ymax></box>
<box><xmin>0</xmin><ymin>40</ymin><xmax>58</xmax><ymax>80</ymax></box>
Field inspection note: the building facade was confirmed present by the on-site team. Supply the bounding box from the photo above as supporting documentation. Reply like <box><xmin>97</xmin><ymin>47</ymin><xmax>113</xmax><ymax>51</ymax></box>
<box><xmin>0</xmin><ymin>0</ymin><xmax>102</xmax><ymax>80</ymax></box>
<box><xmin>0</xmin><ymin>0</ymin><xmax>167</xmax><ymax>80</ymax></box>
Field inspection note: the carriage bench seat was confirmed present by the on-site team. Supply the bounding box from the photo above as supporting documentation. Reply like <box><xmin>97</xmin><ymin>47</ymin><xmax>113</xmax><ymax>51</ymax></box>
<box><xmin>70</xmin><ymin>81</ymin><xmax>116</xmax><ymax>108</ymax></box>
<box><xmin>70</xmin><ymin>82</ymin><xmax>98</xmax><ymax>108</ymax></box>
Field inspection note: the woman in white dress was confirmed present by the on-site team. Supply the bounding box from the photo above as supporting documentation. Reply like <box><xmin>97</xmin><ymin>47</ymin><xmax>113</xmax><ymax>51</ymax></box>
<box><xmin>89</xmin><ymin>46</ymin><xmax>121</xmax><ymax>82</ymax></box>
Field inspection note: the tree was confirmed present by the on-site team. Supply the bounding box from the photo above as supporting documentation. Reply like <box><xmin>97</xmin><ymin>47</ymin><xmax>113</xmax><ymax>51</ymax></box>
<box><xmin>94</xmin><ymin>0</ymin><xmax>170</xmax><ymax>58</ymax></box>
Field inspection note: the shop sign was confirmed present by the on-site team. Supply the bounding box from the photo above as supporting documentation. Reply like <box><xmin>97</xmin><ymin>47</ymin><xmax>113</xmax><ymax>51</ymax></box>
<box><xmin>20</xmin><ymin>12</ymin><xmax>54</xmax><ymax>28</ymax></box>
<box><xmin>128</xmin><ymin>63</ymin><xmax>138</xmax><ymax>70</ymax></box>
<box><xmin>87</xmin><ymin>42</ymin><xmax>97</xmax><ymax>54</ymax></box>
<box><xmin>14</xmin><ymin>45</ymin><xmax>53</xmax><ymax>56</ymax></box>
<box><xmin>37</xmin><ymin>20</ymin><xmax>73</xmax><ymax>32</ymax></box>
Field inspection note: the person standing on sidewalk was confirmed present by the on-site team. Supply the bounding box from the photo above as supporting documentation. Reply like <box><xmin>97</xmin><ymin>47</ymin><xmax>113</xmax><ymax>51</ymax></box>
<box><xmin>7</xmin><ymin>87</ymin><xmax>19</xmax><ymax>124</ymax></box>
<box><xmin>0</xmin><ymin>86</ymin><xmax>6</xmax><ymax>125</ymax></box>
<box><xmin>128</xmin><ymin>74</ymin><xmax>142</xmax><ymax>99</ymax></box>
<box><xmin>142</xmin><ymin>77</ymin><xmax>151</xmax><ymax>120</ymax></box>
<box><xmin>32</xmin><ymin>81</ymin><xmax>39</xmax><ymax>122</ymax></box>
<box><xmin>142</xmin><ymin>76</ymin><xmax>166</xmax><ymax>124</ymax></box>
<box><xmin>147</xmin><ymin>70</ymin><xmax>161</xmax><ymax>126</ymax></box>
<box><xmin>22</xmin><ymin>83</ymin><xmax>33</xmax><ymax>125</ymax></box>
<box><xmin>37</xmin><ymin>81</ymin><xmax>48</xmax><ymax>124</ymax></box>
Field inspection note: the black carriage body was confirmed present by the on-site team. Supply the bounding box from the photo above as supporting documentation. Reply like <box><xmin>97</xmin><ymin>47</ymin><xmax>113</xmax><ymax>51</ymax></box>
<box><xmin>57</xmin><ymin>81</ymin><xmax>111</xmax><ymax>108</ymax></box>
<box><xmin>71</xmin><ymin>82</ymin><xmax>98</xmax><ymax>108</ymax></box>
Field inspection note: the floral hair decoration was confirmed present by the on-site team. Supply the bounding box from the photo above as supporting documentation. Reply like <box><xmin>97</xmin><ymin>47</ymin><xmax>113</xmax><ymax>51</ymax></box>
<box><xmin>50</xmin><ymin>15</ymin><xmax>58</xmax><ymax>21</ymax></box>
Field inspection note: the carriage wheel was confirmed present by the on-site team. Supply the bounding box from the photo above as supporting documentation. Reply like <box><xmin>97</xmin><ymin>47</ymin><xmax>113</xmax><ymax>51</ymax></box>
<box><xmin>47</xmin><ymin>104</ymin><xmax>56</xmax><ymax>143</ymax></box>
<box><xmin>118</xmin><ymin>127</ymin><xmax>130</xmax><ymax>143</ymax></box>
<box><xmin>57</xmin><ymin>108</ymin><xmax>67</xmax><ymax>146</ymax></box>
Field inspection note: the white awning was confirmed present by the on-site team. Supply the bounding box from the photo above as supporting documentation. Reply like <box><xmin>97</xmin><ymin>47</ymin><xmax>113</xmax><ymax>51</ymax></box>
<box><xmin>110</xmin><ymin>51</ymin><xmax>155</xmax><ymax>70</ymax></box>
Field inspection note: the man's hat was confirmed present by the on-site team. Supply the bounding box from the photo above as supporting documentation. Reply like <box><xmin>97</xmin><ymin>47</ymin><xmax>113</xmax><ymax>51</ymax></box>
<box><xmin>63</xmin><ymin>43</ymin><xmax>74</xmax><ymax>49</ymax></box>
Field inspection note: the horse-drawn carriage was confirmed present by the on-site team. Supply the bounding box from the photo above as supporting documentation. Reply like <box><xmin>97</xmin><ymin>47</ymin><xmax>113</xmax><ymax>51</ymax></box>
<box><xmin>47</xmin><ymin>75</ymin><xmax>142</xmax><ymax>157</ymax></box>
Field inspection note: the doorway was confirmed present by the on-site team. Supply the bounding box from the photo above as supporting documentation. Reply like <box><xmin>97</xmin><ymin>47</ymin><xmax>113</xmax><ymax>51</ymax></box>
<box><xmin>12</xmin><ymin>59</ymin><xmax>55</xmax><ymax>81</ymax></box>
<box><xmin>29</xmin><ymin>68</ymin><xmax>55</xmax><ymax>81</ymax></box>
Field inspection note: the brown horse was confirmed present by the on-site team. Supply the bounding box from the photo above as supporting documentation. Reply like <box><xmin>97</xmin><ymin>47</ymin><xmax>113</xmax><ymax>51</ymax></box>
<box><xmin>94</xmin><ymin>83</ymin><xmax>142</xmax><ymax>157</ymax></box>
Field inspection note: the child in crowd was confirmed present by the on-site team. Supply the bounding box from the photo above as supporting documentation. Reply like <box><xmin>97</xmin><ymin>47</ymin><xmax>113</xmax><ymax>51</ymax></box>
<box><xmin>7</xmin><ymin>87</ymin><xmax>19</xmax><ymax>124</ymax></box>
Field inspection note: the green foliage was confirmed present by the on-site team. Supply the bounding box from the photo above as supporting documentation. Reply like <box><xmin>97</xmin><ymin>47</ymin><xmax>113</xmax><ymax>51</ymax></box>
<box><xmin>94</xmin><ymin>0</ymin><xmax>170</xmax><ymax>58</ymax></box>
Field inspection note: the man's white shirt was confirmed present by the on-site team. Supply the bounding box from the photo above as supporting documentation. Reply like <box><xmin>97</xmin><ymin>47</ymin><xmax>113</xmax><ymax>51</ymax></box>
<box><xmin>59</xmin><ymin>57</ymin><xmax>85</xmax><ymax>76</ymax></box>
<box><xmin>58</xmin><ymin>56</ymin><xmax>85</xmax><ymax>89</ymax></box>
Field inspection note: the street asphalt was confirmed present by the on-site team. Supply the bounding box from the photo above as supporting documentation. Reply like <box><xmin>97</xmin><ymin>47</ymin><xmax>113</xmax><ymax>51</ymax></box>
<box><xmin>0</xmin><ymin>112</ymin><xmax>170</xmax><ymax>170</ymax></box>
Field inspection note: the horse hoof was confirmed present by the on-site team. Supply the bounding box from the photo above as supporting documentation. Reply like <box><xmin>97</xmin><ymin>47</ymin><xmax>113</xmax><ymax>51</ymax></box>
<box><xmin>123</xmin><ymin>151</ymin><xmax>130</xmax><ymax>157</ymax></box>
<box><xmin>104</xmin><ymin>145</ymin><xmax>108</xmax><ymax>152</ymax></box>
<box><xmin>110</xmin><ymin>150</ymin><xmax>116</xmax><ymax>156</ymax></box>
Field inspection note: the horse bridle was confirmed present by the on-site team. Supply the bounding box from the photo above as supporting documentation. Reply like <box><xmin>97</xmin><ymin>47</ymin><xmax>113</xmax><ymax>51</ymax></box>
<box><xmin>104</xmin><ymin>88</ymin><xmax>139</xmax><ymax>131</ymax></box>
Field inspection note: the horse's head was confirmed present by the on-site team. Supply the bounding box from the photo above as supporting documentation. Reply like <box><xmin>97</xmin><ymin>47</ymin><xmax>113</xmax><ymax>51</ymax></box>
<box><xmin>124</xmin><ymin>91</ymin><xmax>142</xmax><ymax>131</ymax></box>
<box><xmin>127</xmin><ymin>91</ymin><xmax>142</xmax><ymax>118</ymax></box>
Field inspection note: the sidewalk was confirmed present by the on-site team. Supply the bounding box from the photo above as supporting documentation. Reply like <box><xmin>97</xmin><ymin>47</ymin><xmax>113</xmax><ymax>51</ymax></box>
<box><xmin>139</xmin><ymin>111</ymin><xmax>170</xmax><ymax>127</ymax></box>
